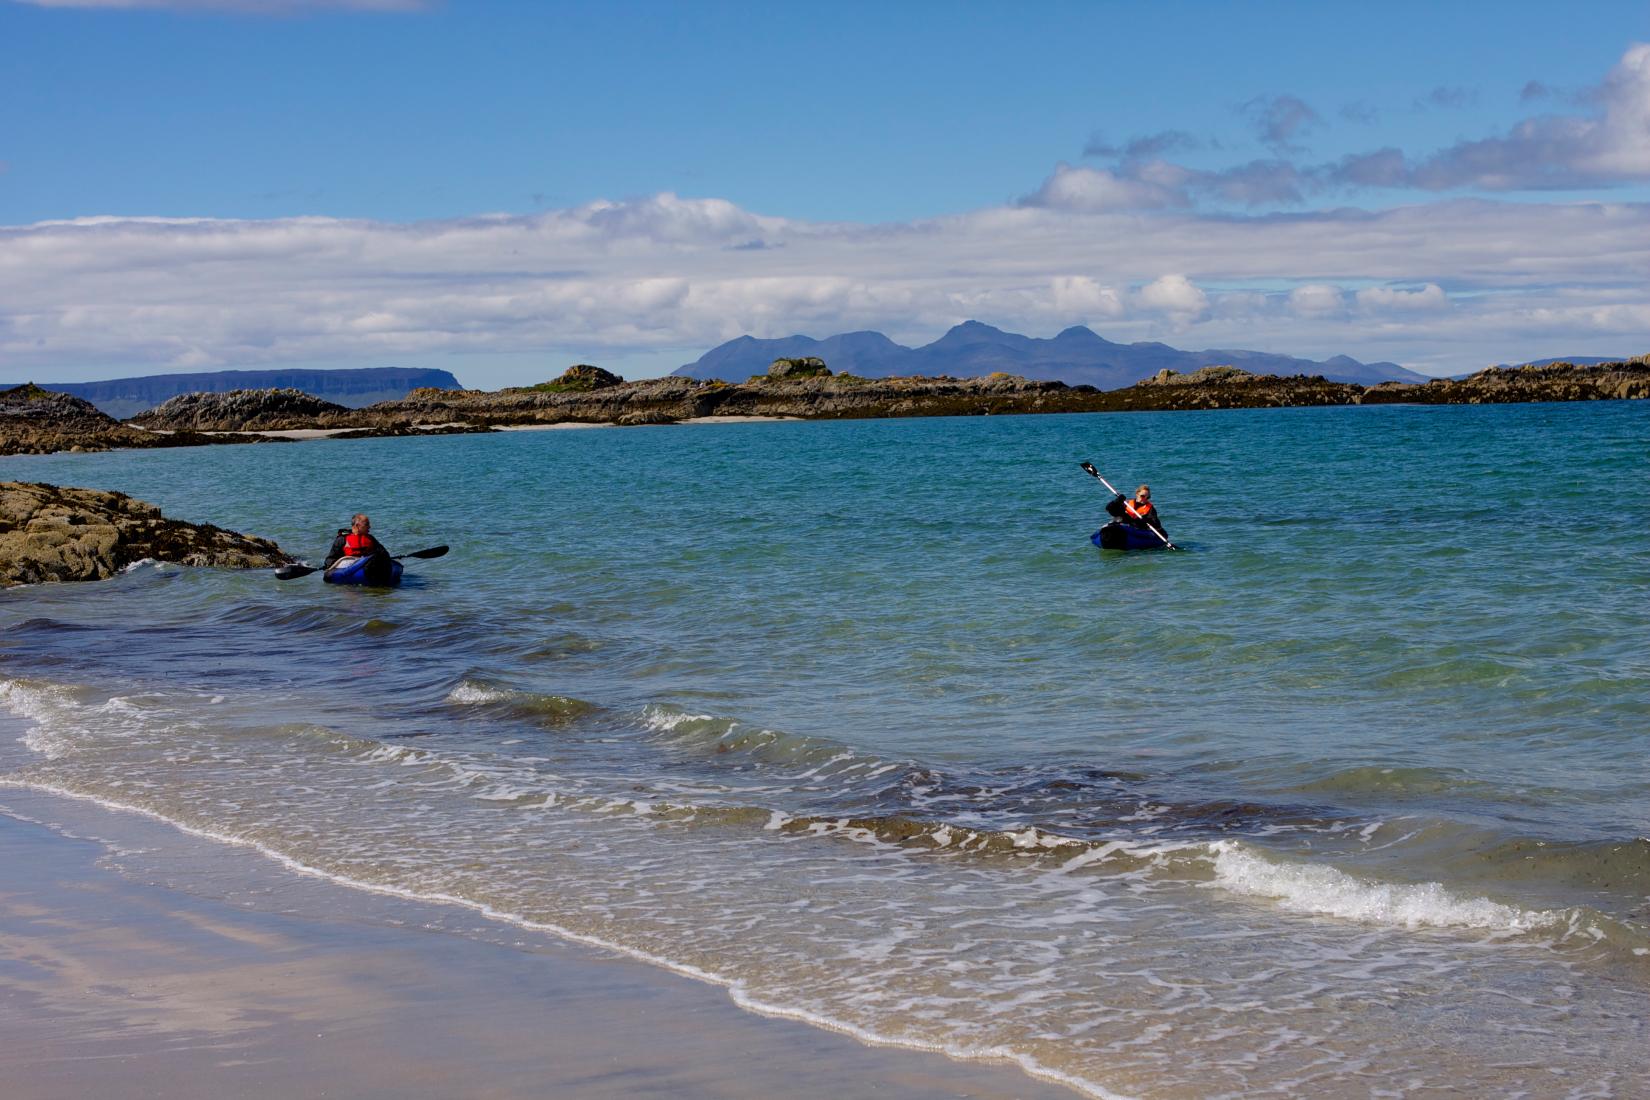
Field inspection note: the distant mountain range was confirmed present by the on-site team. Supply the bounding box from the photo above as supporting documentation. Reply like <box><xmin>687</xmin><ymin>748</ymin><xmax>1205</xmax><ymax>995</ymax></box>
<box><xmin>674</xmin><ymin>322</ymin><xmax>1431</xmax><ymax>389</ymax></box>
<box><xmin>4</xmin><ymin>367</ymin><xmax>463</xmax><ymax>419</ymax></box>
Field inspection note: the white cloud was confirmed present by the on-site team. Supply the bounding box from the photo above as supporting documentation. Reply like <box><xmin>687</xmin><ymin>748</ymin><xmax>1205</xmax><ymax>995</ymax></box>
<box><xmin>1021</xmin><ymin>163</ymin><xmax>1185</xmax><ymax>212</ymax></box>
<box><xmin>1049</xmin><ymin>276</ymin><xmax>1125</xmax><ymax>318</ymax></box>
<box><xmin>1333</xmin><ymin>42</ymin><xmax>1650</xmax><ymax>191</ymax></box>
<box><xmin>2</xmin><ymin>191</ymin><xmax>1647</xmax><ymax>385</ymax></box>
<box><xmin>1137</xmin><ymin>275</ymin><xmax>1209</xmax><ymax>318</ymax></box>
<box><xmin>1287</xmin><ymin>284</ymin><xmax>1346</xmax><ymax>316</ymax></box>
<box><xmin>1356</xmin><ymin>284</ymin><xmax>1449</xmax><ymax>312</ymax></box>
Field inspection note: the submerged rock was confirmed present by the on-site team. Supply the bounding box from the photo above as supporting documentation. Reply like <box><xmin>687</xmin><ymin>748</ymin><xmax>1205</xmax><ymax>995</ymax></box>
<box><xmin>0</xmin><ymin>481</ymin><xmax>292</xmax><ymax>587</ymax></box>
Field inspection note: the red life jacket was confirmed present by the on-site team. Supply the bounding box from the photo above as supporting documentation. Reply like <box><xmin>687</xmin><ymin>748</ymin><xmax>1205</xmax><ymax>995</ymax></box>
<box><xmin>1125</xmin><ymin>499</ymin><xmax>1154</xmax><ymax>521</ymax></box>
<box><xmin>342</xmin><ymin>532</ymin><xmax>375</xmax><ymax>558</ymax></box>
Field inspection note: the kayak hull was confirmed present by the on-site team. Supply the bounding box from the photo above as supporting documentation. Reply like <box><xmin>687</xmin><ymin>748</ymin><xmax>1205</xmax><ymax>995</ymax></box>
<box><xmin>322</xmin><ymin>555</ymin><xmax>404</xmax><ymax>587</ymax></box>
<box><xmin>1092</xmin><ymin>522</ymin><xmax>1168</xmax><ymax>551</ymax></box>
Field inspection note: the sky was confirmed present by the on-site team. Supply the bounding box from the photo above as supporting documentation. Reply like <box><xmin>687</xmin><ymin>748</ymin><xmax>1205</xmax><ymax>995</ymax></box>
<box><xmin>3</xmin><ymin>0</ymin><xmax>1649</xmax><ymax>387</ymax></box>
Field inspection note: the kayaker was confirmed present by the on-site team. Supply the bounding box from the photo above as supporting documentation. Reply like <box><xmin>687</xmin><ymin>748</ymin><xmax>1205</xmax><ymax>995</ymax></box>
<box><xmin>323</xmin><ymin>513</ymin><xmax>391</xmax><ymax>569</ymax></box>
<box><xmin>1112</xmin><ymin>484</ymin><xmax>1167</xmax><ymax>540</ymax></box>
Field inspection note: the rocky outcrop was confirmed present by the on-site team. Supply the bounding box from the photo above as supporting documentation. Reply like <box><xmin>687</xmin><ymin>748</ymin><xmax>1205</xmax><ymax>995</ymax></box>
<box><xmin>245</xmin><ymin>357</ymin><xmax>1648</xmax><ymax>430</ymax></box>
<box><xmin>1360</xmin><ymin>358</ymin><xmax>1650</xmax><ymax>404</ymax></box>
<box><xmin>764</xmin><ymin>357</ymin><xmax>831</xmax><ymax>381</ymax></box>
<box><xmin>346</xmin><ymin>371</ymin><xmax>1120</xmax><ymax>427</ymax></box>
<box><xmin>0</xmin><ymin>367</ymin><xmax>463</xmax><ymax>420</ymax></box>
<box><xmin>1140</xmin><ymin>365</ymin><xmax>1255</xmax><ymax>386</ymax></box>
<box><xmin>1</xmin><ymin>383</ymin><xmax>288</xmax><ymax>456</ymax></box>
<box><xmin>557</xmin><ymin>364</ymin><xmax>625</xmax><ymax>391</ymax></box>
<box><xmin>1117</xmin><ymin>367</ymin><xmax>1363</xmax><ymax>409</ymax></box>
<box><xmin>51</xmin><ymin>354</ymin><xmax>1645</xmax><ymax>446</ymax></box>
<box><xmin>130</xmin><ymin>388</ymin><xmax>351</xmax><ymax>431</ymax></box>
<box><xmin>0</xmin><ymin>481</ymin><xmax>292</xmax><ymax>587</ymax></box>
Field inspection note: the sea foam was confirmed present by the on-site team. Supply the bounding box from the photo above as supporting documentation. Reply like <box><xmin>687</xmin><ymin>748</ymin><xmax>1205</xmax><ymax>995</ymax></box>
<box><xmin>1208</xmin><ymin>840</ymin><xmax>1563</xmax><ymax>932</ymax></box>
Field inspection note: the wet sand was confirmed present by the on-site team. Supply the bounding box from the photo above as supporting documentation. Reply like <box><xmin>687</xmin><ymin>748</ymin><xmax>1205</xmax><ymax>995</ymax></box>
<box><xmin>0</xmin><ymin>794</ymin><xmax>1079</xmax><ymax>1100</ymax></box>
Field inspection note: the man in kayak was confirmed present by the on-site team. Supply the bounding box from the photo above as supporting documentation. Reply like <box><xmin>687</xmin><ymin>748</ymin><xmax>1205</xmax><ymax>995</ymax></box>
<box><xmin>1108</xmin><ymin>484</ymin><xmax>1168</xmax><ymax>540</ymax></box>
<box><xmin>323</xmin><ymin>513</ymin><xmax>391</xmax><ymax>569</ymax></box>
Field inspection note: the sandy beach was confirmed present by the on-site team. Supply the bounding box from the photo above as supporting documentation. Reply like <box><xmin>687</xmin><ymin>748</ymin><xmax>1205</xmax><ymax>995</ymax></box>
<box><xmin>0</xmin><ymin>786</ymin><xmax>1077</xmax><ymax>1100</ymax></box>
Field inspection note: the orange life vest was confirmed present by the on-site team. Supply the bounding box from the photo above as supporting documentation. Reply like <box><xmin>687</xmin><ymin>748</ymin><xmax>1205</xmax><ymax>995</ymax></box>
<box><xmin>1125</xmin><ymin>499</ymin><xmax>1154</xmax><ymax>521</ymax></box>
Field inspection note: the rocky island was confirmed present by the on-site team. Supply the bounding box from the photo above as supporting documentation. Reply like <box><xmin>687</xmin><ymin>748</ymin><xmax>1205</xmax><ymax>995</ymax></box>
<box><xmin>336</xmin><ymin>355</ymin><xmax>1650</xmax><ymax>425</ymax></box>
<box><xmin>0</xmin><ymin>481</ymin><xmax>293</xmax><ymax>587</ymax></box>
<box><xmin>3</xmin><ymin>356</ymin><xmax>1645</xmax><ymax>456</ymax></box>
<box><xmin>1</xmin><ymin>383</ymin><xmax>292</xmax><ymax>456</ymax></box>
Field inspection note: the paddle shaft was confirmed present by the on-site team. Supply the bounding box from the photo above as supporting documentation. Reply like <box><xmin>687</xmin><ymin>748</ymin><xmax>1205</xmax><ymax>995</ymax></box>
<box><xmin>274</xmin><ymin>544</ymin><xmax>448</xmax><ymax>580</ymax></box>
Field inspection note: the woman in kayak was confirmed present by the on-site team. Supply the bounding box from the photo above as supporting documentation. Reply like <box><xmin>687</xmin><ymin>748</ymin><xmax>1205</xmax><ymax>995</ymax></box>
<box><xmin>324</xmin><ymin>513</ymin><xmax>391</xmax><ymax>569</ymax></box>
<box><xmin>1118</xmin><ymin>485</ymin><xmax>1168</xmax><ymax>540</ymax></box>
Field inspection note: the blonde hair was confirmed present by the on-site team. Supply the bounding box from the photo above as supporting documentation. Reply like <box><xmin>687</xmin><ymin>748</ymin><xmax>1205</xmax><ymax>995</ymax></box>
<box><xmin>1135</xmin><ymin>484</ymin><xmax>1150</xmax><ymax>495</ymax></box>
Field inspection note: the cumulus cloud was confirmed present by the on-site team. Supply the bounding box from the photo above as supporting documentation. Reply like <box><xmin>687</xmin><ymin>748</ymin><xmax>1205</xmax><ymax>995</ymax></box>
<box><xmin>1069</xmin><ymin>45</ymin><xmax>1650</xmax><ymax>209</ymax></box>
<box><xmin>1049</xmin><ymin>275</ymin><xmax>1125</xmax><ymax>318</ymax></box>
<box><xmin>1287</xmin><ymin>284</ymin><xmax>1345</xmax><ymax>316</ymax></box>
<box><xmin>1330</xmin><ymin>43</ymin><xmax>1650</xmax><ymax>191</ymax></box>
<box><xmin>1020</xmin><ymin>163</ymin><xmax>1185</xmax><ymax>211</ymax></box>
<box><xmin>1198</xmin><ymin>159</ymin><xmax>1306</xmax><ymax>205</ymax></box>
<box><xmin>3</xmin><ymin>191</ymin><xmax>1647</xmax><ymax>383</ymax></box>
<box><xmin>1356</xmin><ymin>284</ymin><xmax>1449</xmax><ymax>312</ymax></box>
<box><xmin>1137</xmin><ymin>275</ymin><xmax>1209</xmax><ymax>319</ymax></box>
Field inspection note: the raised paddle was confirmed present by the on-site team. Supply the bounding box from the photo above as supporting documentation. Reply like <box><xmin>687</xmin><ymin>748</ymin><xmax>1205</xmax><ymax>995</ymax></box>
<box><xmin>1079</xmin><ymin>462</ymin><xmax>1177</xmax><ymax>550</ymax></box>
<box><xmin>274</xmin><ymin>545</ymin><xmax>449</xmax><ymax>581</ymax></box>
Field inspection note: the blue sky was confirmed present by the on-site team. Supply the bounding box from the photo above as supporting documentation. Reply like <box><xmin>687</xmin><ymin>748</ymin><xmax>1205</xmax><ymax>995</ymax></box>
<box><xmin>4</xmin><ymin>0</ymin><xmax>1649</xmax><ymax>386</ymax></box>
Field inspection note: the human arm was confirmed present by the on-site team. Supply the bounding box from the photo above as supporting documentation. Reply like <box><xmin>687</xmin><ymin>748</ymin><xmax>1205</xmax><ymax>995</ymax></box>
<box><xmin>323</xmin><ymin>529</ymin><xmax>349</xmax><ymax>568</ymax></box>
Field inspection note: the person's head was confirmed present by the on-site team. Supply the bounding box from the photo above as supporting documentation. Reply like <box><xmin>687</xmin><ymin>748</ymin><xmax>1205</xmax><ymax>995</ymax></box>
<box><xmin>1134</xmin><ymin>484</ymin><xmax>1151</xmax><ymax>502</ymax></box>
<box><xmin>351</xmin><ymin>513</ymin><xmax>371</xmax><ymax>534</ymax></box>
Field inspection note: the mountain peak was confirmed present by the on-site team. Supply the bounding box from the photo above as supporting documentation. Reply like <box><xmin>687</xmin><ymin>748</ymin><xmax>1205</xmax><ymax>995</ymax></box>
<box><xmin>938</xmin><ymin>319</ymin><xmax>1010</xmax><ymax>339</ymax></box>
<box><xmin>1053</xmin><ymin>326</ymin><xmax>1108</xmax><ymax>345</ymax></box>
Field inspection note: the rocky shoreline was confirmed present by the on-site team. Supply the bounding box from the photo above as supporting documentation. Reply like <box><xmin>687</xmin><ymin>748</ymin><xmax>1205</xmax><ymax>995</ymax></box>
<box><xmin>0</xmin><ymin>481</ymin><xmax>292</xmax><ymax>587</ymax></box>
<box><xmin>3</xmin><ymin>356</ymin><xmax>1645</xmax><ymax>457</ymax></box>
<box><xmin>1</xmin><ymin>384</ymin><xmax>294</xmax><ymax>456</ymax></box>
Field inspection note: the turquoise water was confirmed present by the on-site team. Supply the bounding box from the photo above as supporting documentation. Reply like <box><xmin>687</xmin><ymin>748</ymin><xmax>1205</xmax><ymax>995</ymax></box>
<box><xmin>3</xmin><ymin>403</ymin><xmax>1647</xmax><ymax>1098</ymax></box>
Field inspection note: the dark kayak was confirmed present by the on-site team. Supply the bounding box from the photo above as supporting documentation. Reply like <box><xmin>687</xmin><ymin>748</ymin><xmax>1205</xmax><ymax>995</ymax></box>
<box><xmin>322</xmin><ymin>555</ymin><xmax>404</xmax><ymax>586</ymax></box>
<box><xmin>1092</xmin><ymin>522</ymin><xmax>1169</xmax><ymax>551</ymax></box>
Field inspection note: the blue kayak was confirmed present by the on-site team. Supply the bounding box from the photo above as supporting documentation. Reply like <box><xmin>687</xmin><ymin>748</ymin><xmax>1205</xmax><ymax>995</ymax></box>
<box><xmin>1092</xmin><ymin>522</ymin><xmax>1169</xmax><ymax>551</ymax></box>
<box><xmin>322</xmin><ymin>555</ymin><xmax>404</xmax><ymax>586</ymax></box>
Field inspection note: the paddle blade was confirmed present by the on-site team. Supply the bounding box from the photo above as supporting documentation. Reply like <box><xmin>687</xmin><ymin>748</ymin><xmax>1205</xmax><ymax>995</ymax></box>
<box><xmin>1079</xmin><ymin>462</ymin><xmax>1099</xmax><ymax>478</ymax></box>
<box><xmin>402</xmin><ymin>545</ymin><xmax>449</xmax><ymax>560</ymax></box>
<box><xmin>274</xmin><ymin>563</ymin><xmax>319</xmax><ymax>580</ymax></box>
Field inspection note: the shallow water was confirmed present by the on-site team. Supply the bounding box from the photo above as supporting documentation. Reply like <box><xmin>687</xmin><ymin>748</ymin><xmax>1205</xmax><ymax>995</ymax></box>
<box><xmin>3</xmin><ymin>403</ymin><xmax>1647</xmax><ymax>1098</ymax></box>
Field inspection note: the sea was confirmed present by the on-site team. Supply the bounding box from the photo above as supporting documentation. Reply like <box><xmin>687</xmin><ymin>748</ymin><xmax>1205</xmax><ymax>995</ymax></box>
<box><xmin>2</xmin><ymin>402</ymin><xmax>1646</xmax><ymax>1099</ymax></box>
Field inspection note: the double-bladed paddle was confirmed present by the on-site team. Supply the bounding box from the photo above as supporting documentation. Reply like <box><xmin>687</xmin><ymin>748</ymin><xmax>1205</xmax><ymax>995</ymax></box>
<box><xmin>1079</xmin><ymin>462</ymin><xmax>1177</xmax><ymax>549</ymax></box>
<box><xmin>274</xmin><ymin>544</ymin><xmax>449</xmax><ymax>581</ymax></box>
